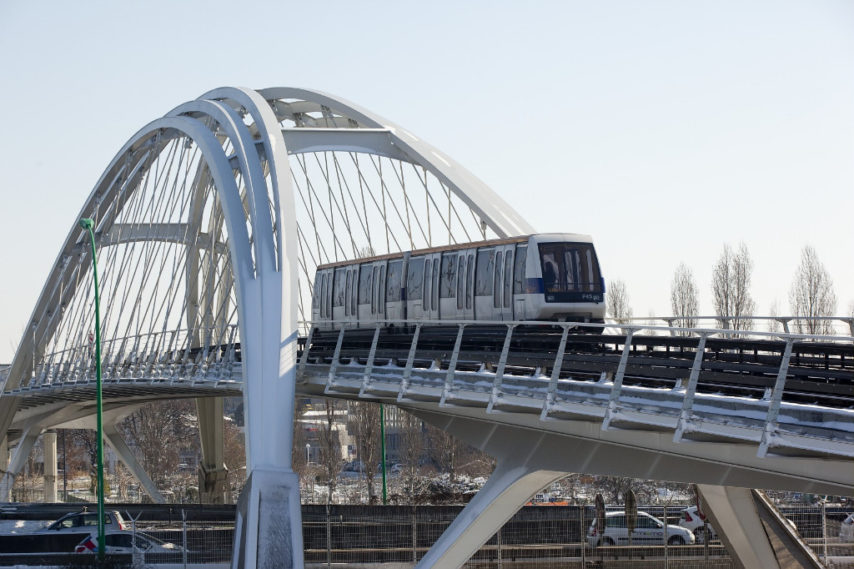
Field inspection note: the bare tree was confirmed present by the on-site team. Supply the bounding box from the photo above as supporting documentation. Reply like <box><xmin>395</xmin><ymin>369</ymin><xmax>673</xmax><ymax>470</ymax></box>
<box><xmin>711</xmin><ymin>243</ymin><xmax>755</xmax><ymax>330</ymax></box>
<box><xmin>767</xmin><ymin>300</ymin><xmax>784</xmax><ymax>333</ymax></box>
<box><xmin>399</xmin><ymin>409</ymin><xmax>424</xmax><ymax>499</ymax></box>
<box><xmin>425</xmin><ymin>423</ymin><xmax>465</xmax><ymax>484</ymax></box>
<box><xmin>348</xmin><ymin>401</ymin><xmax>382</xmax><ymax>504</ymax></box>
<box><xmin>670</xmin><ymin>263</ymin><xmax>699</xmax><ymax>331</ymax></box>
<box><xmin>789</xmin><ymin>245</ymin><xmax>837</xmax><ymax>335</ymax></box>
<box><xmin>319</xmin><ymin>400</ymin><xmax>343</xmax><ymax>504</ymax></box>
<box><xmin>223</xmin><ymin>419</ymin><xmax>246</xmax><ymax>500</ymax></box>
<box><xmin>119</xmin><ymin>400</ymin><xmax>197</xmax><ymax>490</ymax></box>
<box><xmin>606</xmin><ymin>280</ymin><xmax>633</xmax><ymax>324</ymax></box>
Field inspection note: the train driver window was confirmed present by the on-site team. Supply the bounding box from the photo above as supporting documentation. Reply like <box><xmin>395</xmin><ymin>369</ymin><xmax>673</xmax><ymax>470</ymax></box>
<box><xmin>440</xmin><ymin>253</ymin><xmax>457</xmax><ymax>299</ymax></box>
<box><xmin>542</xmin><ymin>253</ymin><xmax>558</xmax><ymax>291</ymax></box>
<box><xmin>407</xmin><ymin>258</ymin><xmax>424</xmax><ymax>300</ymax></box>
<box><xmin>493</xmin><ymin>251</ymin><xmax>503</xmax><ymax>308</ymax></box>
<box><xmin>514</xmin><ymin>245</ymin><xmax>528</xmax><ymax>294</ymax></box>
<box><xmin>475</xmin><ymin>249</ymin><xmax>494</xmax><ymax>296</ymax></box>
<box><xmin>564</xmin><ymin>249</ymin><xmax>580</xmax><ymax>291</ymax></box>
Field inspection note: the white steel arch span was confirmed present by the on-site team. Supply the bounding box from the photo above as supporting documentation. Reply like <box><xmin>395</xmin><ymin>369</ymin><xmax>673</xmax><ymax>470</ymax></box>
<box><xmin>0</xmin><ymin>86</ymin><xmax>537</xmax><ymax>569</ymax></box>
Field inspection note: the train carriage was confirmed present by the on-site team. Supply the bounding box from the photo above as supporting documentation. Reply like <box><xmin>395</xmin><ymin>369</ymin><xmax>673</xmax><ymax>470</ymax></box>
<box><xmin>312</xmin><ymin>233</ymin><xmax>605</xmax><ymax>331</ymax></box>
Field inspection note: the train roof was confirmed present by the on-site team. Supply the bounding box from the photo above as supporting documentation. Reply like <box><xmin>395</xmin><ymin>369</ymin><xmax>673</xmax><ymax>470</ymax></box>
<box><xmin>316</xmin><ymin>233</ymin><xmax>594</xmax><ymax>270</ymax></box>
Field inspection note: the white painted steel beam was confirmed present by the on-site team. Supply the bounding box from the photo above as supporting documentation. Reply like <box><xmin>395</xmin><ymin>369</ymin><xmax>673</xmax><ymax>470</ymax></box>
<box><xmin>103</xmin><ymin>422</ymin><xmax>165</xmax><ymax>503</ymax></box>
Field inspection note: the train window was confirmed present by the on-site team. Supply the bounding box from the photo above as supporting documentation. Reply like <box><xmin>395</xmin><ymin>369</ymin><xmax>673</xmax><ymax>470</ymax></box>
<box><xmin>475</xmin><ymin>249</ymin><xmax>494</xmax><ymax>296</ymax></box>
<box><xmin>359</xmin><ymin>265</ymin><xmax>372</xmax><ymax>304</ymax></box>
<box><xmin>345</xmin><ymin>272</ymin><xmax>352</xmax><ymax>316</ymax></box>
<box><xmin>387</xmin><ymin>261</ymin><xmax>402</xmax><ymax>302</ymax></box>
<box><xmin>320</xmin><ymin>273</ymin><xmax>328</xmax><ymax>318</ymax></box>
<box><xmin>378</xmin><ymin>265</ymin><xmax>386</xmax><ymax>312</ymax></box>
<box><xmin>407</xmin><ymin>258</ymin><xmax>424</xmax><ymax>300</ymax></box>
<box><xmin>424</xmin><ymin>259</ymin><xmax>432</xmax><ymax>308</ymax></box>
<box><xmin>564</xmin><ymin>249</ymin><xmax>580</xmax><ymax>290</ymax></box>
<box><xmin>493</xmin><ymin>251</ymin><xmax>503</xmax><ymax>308</ymax></box>
<box><xmin>504</xmin><ymin>252</ymin><xmax>513</xmax><ymax>308</ymax></box>
<box><xmin>432</xmin><ymin>257</ymin><xmax>440</xmax><ymax>310</ymax></box>
<box><xmin>456</xmin><ymin>256</ymin><xmax>465</xmax><ymax>309</ymax></box>
<box><xmin>351</xmin><ymin>268</ymin><xmax>358</xmax><ymax>313</ymax></box>
<box><xmin>371</xmin><ymin>266</ymin><xmax>379</xmax><ymax>312</ymax></box>
<box><xmin>440</xmin><ymin>253</ymin><xmax>457</xmax><ymax>299</ymax></box>
<box><xmin>538</xmin><ymin>243</ymin><xmax>602</xmax><ymax>293</ymax></box>
<box><xmin>333</xmin><ymin>268</ymin><xmax>346</xmax><ymax>308</ymax></box>
<box><xmin>514</xmin><ymin>245</ymin><xmax>528</xmax><ymax>294</ymax></box>
<box><xmin>466</xmin><ymin>254</ymin><xmax>474</xmax><ymax>309</ymax></box>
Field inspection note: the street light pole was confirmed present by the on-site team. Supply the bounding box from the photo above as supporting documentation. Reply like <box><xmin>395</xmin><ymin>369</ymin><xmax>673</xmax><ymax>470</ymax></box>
<box><xmin>79</xmin><ymin>218</ymin><xmax>105</xmax><ymax>561</ymax></box>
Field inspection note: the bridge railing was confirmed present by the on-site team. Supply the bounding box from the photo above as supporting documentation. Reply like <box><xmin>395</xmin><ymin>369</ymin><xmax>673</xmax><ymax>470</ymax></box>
<box><xmin>298</xmin><ymin>319</ymin><xmax>854</xmax><ymax>459</ymax></box>
<box><xmin>614</xmin><ymin>315</ymin><xmax>854</xmax><ymax>337</ymax></box>
<box><xmin>27</xmin><ymin>325</ymin><xmax>241</xmax><ymax>388</ymax></box>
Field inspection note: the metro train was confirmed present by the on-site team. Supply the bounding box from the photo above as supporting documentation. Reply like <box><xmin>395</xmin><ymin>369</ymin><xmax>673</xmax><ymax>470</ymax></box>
<box><xmin>311</xmin><ymin>233</ymin><xmax>605</xmax><ymax>330</ymax></box>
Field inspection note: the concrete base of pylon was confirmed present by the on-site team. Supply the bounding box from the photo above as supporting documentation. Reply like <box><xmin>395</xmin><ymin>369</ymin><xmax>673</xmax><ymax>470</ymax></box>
<box><xmin>231</xmin><ymin>467</ymin><xmax>303</xmax><ymax>569</ymax></box>
<box><xmin>199</xmin><ymin>463</ymin><xmax>230</xmax><ymax>504</ymax></box>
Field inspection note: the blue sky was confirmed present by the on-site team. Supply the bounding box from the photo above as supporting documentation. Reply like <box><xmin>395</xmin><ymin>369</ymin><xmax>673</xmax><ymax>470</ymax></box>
<box><xmin>1</xmin><ymin>0</ymin><xmax>852</xmax><ymax>360</ymax></box>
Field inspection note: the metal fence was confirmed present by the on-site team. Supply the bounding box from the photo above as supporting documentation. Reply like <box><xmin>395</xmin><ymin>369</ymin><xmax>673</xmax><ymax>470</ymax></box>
<box><xmin>2</xmin><ymin>503</ymin><xmax>852</xmax><ymax>568</ymax></box>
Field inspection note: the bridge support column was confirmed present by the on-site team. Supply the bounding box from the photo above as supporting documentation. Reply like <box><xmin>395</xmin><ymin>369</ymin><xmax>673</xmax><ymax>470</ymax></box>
<box><xmin>42</xmin><ymin>430</ymin><xmax>57</xmax><ymax>502</ymax></box>
<box><xmin>0</xmin><ymin>425</ymin><xmax>41</xmax><ymax>501</ymax></box>
<box><xmin>412</xmin><ymin>411</ymin><xmax>567</xmax><ymax>569</ymax></box>
<box><xmin>0</xmin><ymin>436</ymin><xmax>9</xmax><ymax>501</ymax></box>
<box><xmin>196</xmin><ymin>397</ymin><xmax>229</xmax><ymax>503</ymax></box>
<box><xmin>103</xmin><ymin>423</ymin><xmax>165</xmax><ymax>503</ymax></box>
<box><xmin>697</xmin><ymin>485</ymin><xmax>823</xmax><ymax>569</ymax></box>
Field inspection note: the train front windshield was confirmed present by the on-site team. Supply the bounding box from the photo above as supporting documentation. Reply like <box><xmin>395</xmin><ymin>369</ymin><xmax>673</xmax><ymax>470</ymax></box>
<box><xmin>538</xmin><ymin>242</ymin><xmax>603</xmax><ymax>302</ymax></box>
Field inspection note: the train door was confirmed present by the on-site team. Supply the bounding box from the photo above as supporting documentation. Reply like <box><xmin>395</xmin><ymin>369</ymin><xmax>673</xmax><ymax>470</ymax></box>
<box><xmin>385</xmin><ymin>258</ymin><xmax>405</xmax><ymax>324</ymax></box>
<box><xmin>313</xmin><ymin>268</ymin><xmax>333</xmax><ymax>331</ymax></box>
<box><xmin>421</xmin><ymin>252</ymin><xmax>442</xmax><ymax>322</ymax></box>
<box><xmin>511</xmin><ymin>243</ymin><xmax>529</xmax><ymax>320</ymax></box>
<box><xmin>493</xmin><ymin>244</ymin><xmax>515</xmax><ymax>321</ymax></box>
<box><xmin>343</xmin><ymin>265</ymin><xmax>359</xmax><ymax>327</ymax></box>
<box><xmin>405</xmin><ymin>255</ymin><xmax>426</xmax><ymax>321</ymax></box>
<box><xmin>331</xmin><ymin>267</ymin><xmax>347</xmax><ymax>324</ymax></box>
<box><xmin>438</xmin><ymin>251</ymin><xmax>459</xmax><ymax>321</ymax></box>
<box><xmin>356</xmin><ymin>263</ymin><xmax>373</xmax><ymax>324</ymax></box>
<box><xmin>473</xmin><ymin>247</ymin><xmax>496</xmax><ymax>321</ymax></box>
<box><xmin>453</xmin><ymin>248</ymin><xmax>476</xmax><ymax>320</ymax></box>
<box><xmin>371</xmin><ymin>261</ymin><xmax>387</xmax><ymax>323</ymax></box>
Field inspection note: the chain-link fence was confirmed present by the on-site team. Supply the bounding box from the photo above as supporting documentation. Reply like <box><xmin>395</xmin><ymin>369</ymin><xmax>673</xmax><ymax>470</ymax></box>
<box><xmin>2</xmin><ymin>503</ymin><xmax>852</xmax><ymax>568</ymax></box>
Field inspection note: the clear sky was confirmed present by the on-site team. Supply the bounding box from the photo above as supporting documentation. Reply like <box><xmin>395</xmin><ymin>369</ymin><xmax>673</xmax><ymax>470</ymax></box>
<box><xmin>1</xmin><ymin>0</ymin><xmax>852</xmax><ymax>361</ymax></box>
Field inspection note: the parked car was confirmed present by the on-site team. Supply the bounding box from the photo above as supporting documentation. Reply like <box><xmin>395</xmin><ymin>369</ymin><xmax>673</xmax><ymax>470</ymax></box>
<box><xmin>587</xmin><ymin>511</ymin><xmax>695</xmax><ymax>546</ymax></box>
<box><xmin>37</xmin><ymin>510</ymin><xmax>127</xmax><ymax>533</ymax></box>
<box><xmin>841</xmin><ymin>513</ymin><xmax>854</xmax><ymax>541</ymax></box>
<box><xmin>678</xmin><ymin>506</ymin><xmax>717</xmax><ymax>541</ymax></box>
<box><xmin>74</xmin><ymin>530</ymin><xmax>181</xmax><ymax>553</ymax></box>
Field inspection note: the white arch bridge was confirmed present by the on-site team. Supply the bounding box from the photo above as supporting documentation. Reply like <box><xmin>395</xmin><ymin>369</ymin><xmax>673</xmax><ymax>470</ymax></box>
<box><xmin>0</xmin><ymin>86</ymin><xmax>851</xmax><ymax>569</ymax></box>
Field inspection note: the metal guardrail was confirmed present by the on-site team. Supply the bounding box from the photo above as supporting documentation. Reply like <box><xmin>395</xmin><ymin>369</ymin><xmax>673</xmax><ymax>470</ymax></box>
<box><xmin>298</xmin><ymin>319</ymin><xmax>854</xmax><ymax>460</ymax></box>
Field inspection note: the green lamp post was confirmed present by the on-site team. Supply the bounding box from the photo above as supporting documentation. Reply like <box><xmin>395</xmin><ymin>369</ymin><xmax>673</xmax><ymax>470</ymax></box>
<box><xmin>79</xmin><ymin>217</ymin><xmax>106</xmax><ymax>560</ymax></box>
